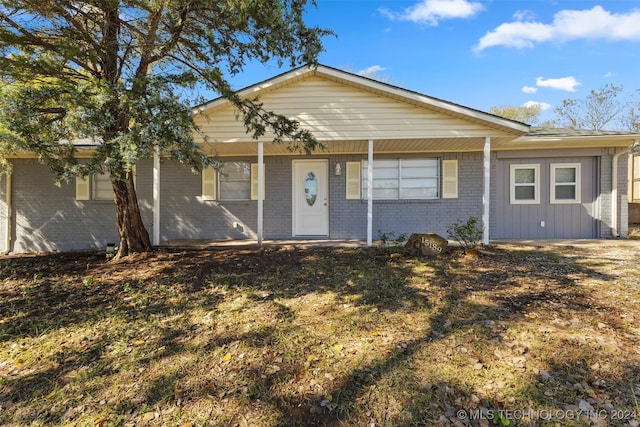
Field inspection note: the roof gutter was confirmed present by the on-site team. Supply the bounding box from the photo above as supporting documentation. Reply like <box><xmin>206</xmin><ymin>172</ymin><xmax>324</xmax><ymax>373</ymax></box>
<box><xmin>611</xmin><ymin>142</ymin><xmax>637</xmax><ymax>237</ymax></box>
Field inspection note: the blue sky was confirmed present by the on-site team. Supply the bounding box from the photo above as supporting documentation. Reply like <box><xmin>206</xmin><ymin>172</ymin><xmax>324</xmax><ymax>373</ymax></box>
<box><xmin>226</xmin><ymin>0</ymin><xmax>640</xmax><ymax>126</ymax></box>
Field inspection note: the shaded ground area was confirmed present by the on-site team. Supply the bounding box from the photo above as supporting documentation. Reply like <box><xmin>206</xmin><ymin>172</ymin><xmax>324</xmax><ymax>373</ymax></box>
<box><xmin>0</xmin><ymin>242</ymin><xmax>639</xmax><ymax>426</ymax></box>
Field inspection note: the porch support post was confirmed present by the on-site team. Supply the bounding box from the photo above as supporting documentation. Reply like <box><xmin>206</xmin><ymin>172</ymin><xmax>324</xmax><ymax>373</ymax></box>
<box><xmin>152</xmin><ymin>145</ymin><xmax>160</xmax><ymax>246</ymax></box>
<box><xmin>3</xmin><ymin>170</ymin><xmax>12</xmax><ymax>254</ymax></box>
<box><xmin>367</xmin><ymin>139</ymin><xmax>374</xmax><ymax>247</ymax></box>
<box><xmin>482</xmin><ymin>137</ymin><xmax>491</xmax><ymax>246</ymax></box>
<box><xmin>257</xmin><ymin>142</ymin><xmax>264</xmax><ymax>246</ymax></box>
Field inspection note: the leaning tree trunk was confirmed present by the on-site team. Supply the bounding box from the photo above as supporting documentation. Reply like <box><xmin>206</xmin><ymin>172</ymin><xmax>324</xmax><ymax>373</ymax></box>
<box><xmin>111</xmin><ymin>174</ymin><xmax>152</xmax><ymax>259</ymax></box>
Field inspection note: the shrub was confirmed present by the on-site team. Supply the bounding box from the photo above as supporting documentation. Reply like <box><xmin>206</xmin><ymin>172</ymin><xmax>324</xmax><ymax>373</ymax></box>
<box><xmin>377</xmin><ymin>230</ymin><xmax>408</xmax><ymax>247</ymax></box>
<box><xmin>446</xmin><ymin>217</ymin><xmax>483</xmax><ymax>250</ymax></box>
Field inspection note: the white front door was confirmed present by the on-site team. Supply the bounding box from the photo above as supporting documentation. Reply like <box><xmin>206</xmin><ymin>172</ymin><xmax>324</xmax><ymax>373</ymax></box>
<box><xmin>293</xmin><ymin>160</ymin><xmax>329</xmax><ymax>236</ymax></box>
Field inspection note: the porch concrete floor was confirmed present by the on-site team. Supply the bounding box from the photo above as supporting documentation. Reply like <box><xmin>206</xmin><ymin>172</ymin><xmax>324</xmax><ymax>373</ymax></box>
<box><xmin>158</xmin><ymin>239</ymin><xmax>369</xmax><ymax>249</ymax></box>
<box><xmin>158</xmin><ymin>237</ymin><xmax>640</xmax><ymax>250</ymax></box>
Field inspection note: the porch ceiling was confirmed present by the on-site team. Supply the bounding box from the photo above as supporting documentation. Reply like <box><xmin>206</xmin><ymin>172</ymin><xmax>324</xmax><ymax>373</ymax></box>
<box><xmin>200</xmin><ymin>137</ymin><xmax>515</xmax><ymax>157</ymax></box>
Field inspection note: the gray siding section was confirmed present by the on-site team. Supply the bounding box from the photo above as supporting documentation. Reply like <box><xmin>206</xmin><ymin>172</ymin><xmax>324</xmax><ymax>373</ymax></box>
<box><xmin>3</xmin><ymin>149</ymin><xmax>627</xmax><ymax>253</ymax></box>
<box><xmin>9</xmin><ymin>159</ymin><xmax>122</xmax><ymax>252</ymax></box>
<box><xmin>159</xmin><ymin>153</ymin><xmax>485</xmax><ymax>242</ymax></box>
<box><xmin>363</xmin><ymin>152</ymin><xmax>483</xmax><ymax>240</ymax></box>
<box><xmin>494</xmin><ymin>155</ymin><xmax>598</xmax><ymax>239</ymax></box>
<box><xmin>159</xmin><ymin>159</ymin><xmax>257</xmax><ymax>241</ymax></box>
<box><xmin>329</xmin><ymin>155</ymin><xmax>367</xmax><ymax>239</ymax></box>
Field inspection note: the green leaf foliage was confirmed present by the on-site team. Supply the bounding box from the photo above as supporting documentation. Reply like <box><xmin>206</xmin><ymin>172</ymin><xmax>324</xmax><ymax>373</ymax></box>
<box><xmin>0</xmin><ymin>0</ymin><xmax>331</xmax><ymax>181</ymax></box>
<box><xmin>489</xmin><ymin>104</ymin><xmax>543</xmax><ymax>125</ymax></box>
<box><xmin>0</xmin><ymin>0</ymin><xmax>331</xmax><ymax>255</ymax></box>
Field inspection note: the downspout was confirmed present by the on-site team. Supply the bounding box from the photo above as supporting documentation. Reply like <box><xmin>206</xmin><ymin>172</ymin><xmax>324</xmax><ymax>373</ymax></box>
<box><xmin>611</xmin><ymin>142</ymin><xmax>637</xmax><ymax>237</ymax></box>
<box><xmin>3</xmin><ymin>171</ymin><xmax>11</xmax><ymax>254</ymax></box>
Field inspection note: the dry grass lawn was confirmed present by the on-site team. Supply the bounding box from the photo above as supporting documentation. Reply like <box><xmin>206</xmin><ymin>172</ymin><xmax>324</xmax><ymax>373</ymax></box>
<box><xmin>0</xmin><ymin>242</ymin><xmax>639</xmax><ymax>426</ymax></box>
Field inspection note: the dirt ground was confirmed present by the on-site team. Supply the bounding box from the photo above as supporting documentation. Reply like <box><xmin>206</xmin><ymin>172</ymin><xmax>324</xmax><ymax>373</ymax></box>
<box><xmin>0</xmin><ymin>241</ymin><xmax>639</xmax><ymax>426</ymax></box>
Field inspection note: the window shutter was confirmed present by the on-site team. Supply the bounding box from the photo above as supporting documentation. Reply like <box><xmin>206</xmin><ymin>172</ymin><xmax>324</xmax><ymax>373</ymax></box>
<box><xmin>346</xmin><ymin>162</ymin><xmax>361</xmax><ymax>199</ymax></box>
<box><xmin>250</xmin><ymin>163</ymin><xmax>265</xmax><ymax>200</ymax></box>
<box><xmin>202</xmin><ymin>166</ymin><xmax>217</xmax><ymax>200</ymax></box>
<box><xmin>442</xmin><ymin>160</ymin><xmax>458</xmax><ymax>199</ymax></box>
<box><xmin>76</xmin><ymin>176</ymin><xmax>90</xmax><ymax>201</ymax></box>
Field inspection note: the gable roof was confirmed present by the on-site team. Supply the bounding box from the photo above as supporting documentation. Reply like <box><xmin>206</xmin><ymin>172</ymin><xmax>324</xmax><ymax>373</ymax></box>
<box><xmin>193</xmin><ymin>64</ymin><xmax>531</xmax><ymax>155</ymax></box>
<box><xmin>195</xmin><ymin>64</ymin><xmax>529</xmax><ymax>133</ymax></box>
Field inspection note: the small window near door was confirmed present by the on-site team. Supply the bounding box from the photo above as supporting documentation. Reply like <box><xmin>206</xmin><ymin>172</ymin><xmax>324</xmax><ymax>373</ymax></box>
<box><xmin>550</xmin><ymin>163</ymin><xmax>581</xmax><ymax>204</ymax></box>
<box><xmin>510</xmin><ymin>164</ymin><xmax>540</xmax><ymax>204</ymax></box>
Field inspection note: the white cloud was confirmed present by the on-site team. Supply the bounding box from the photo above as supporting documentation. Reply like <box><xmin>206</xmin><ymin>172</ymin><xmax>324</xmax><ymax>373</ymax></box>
<box><xmin>513</xmin><ymin>9</ymin><xmax>537</xmax><ymax>22</ymax></box>
<box><xmin>358</xmin><ymin>65</ymin><xmax>388</xmax><ymax>77</ymax></box>
<box><xmin>474</xmin><ymin>6</ymin><xmax>640</xmax><ymax>51</ymax></box>
<box><xmin>603</xmin><ymin>71</ymin><xmax>616</xmax><ymax>78</ymax></box>
<box><xmin>522</xmin><ymin>86</ymin><xmax>538</xmax><ymax>94</ymax></box>
<box><xmin>522</xmin><ymin>100</ymin><xmax>552</xmax><ymax>111</ymax></box>
<box><xmin>535</xmin><ymin>76</ymin><xmax>581</xmax><ymax>92</ymax></box>
<box><xmin>381</xmin><ymin>0</ymin><xmax>484</xmax><ymax>26</ymax></box>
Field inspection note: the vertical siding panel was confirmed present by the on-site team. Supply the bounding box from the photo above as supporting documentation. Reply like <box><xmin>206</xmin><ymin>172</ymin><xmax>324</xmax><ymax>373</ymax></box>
<box><xmin>496</xmin><ymin>155</ymin><xmax>598</xmax><ymax>239</ymax></box>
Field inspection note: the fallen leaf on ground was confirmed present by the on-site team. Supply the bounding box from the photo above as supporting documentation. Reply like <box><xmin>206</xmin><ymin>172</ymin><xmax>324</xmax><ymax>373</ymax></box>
<box><xmin>142</xmin><ymin>411</ymin><xmax>156</xmax><ymax>422</ymax></box>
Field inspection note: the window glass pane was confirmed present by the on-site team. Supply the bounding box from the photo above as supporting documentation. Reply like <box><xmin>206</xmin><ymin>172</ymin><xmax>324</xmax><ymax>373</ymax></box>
<box><xmin>221</xmin><ymin>161</ymin><xmax>250</xmax><ymax>179</ymax></box>
<box><xmin>304</xmin><ymin>172</ymin><xmax>317</xmax><ymax>206</ymax></box>
<box><xmin>374</xmin><ymin>166</ymin><xmax>399</xmax><ymax>179</ymax></box>
<box><xmin>373</xmin><ymin>178</ymin><xmax>398</xmax><ymax>189</ymax></box>
<box><xmin>401</xmin><ymin>178</ymin><xmax>438</xmax><ymax>188</ymax></box>
<box><xmin>514</xmin><ymin>186</ymin><xmax>535</xmax><ymax>200</ymax></box>
<box><xmin>401</xmin><ymin>186</ymin><xmax>439</xmax><ymax>199</ymax></box>
<box><xmin>555</xmin><ymin>185</ymin><xmax>576</xmax><ymax>200</ymax></box>
<box><xmin>555</xmin><ymin>168</ymin><xmax>576</xmax><ymax>183</ymax></box>
<box><xmin>401</xmin><ymin>159</ymin><xmax>438</xmax><ymax>176</ymax></box>
<box><xmin>374</xmin><ymin>188</ymin><xmax>399</xmax><ymax>199</ymax></box>
<box><xmin>94</xmin><ymin>173</ymin><xmax>112</xmax><ymax>201</ymax></box>
<box><xmin>220</xmin><ymin>161</ymin><xmax>250</xmax><ymax>200</ymax></box>
<box><xmin>514</xmin><ymin>168</ymin><xmax>535</xmax><ymax>184</ymax></box>
<box><xmin>401</xmin><ymin>159</ymin><xmax>436</xmax><ymax>168</ymax></box>
<box><xmin>633</xmin><ymin>181</ymin><xmax>640</xmax><ymax>200</ymax></box>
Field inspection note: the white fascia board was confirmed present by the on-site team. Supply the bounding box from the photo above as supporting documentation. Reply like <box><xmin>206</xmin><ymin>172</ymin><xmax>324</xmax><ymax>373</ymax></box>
<box><xmin>510</xmin><ymin>134</ymin><xmax>640</xmax><ymax>148</ymax></box>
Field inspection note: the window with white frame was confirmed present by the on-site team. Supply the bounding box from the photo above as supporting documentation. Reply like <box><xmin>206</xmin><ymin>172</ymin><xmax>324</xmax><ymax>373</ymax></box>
<box><xmin>510</xmin><ymin>164</ymin><xmax>540</xmax><ymax>204</ymax></box>
<box><xmin>219</xmin><ymin>161</ymin><xmax>251</xmax><ymax>201</ymax></box>
<box><xmin>361</xmin><ymin>159</ymin><xmax>439</xmax><ymax>200</ymax></box>
<box><xmin>550</xmin><ymin>163</ymin><xmax>581</xmax><ymax>203</ymax></box>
